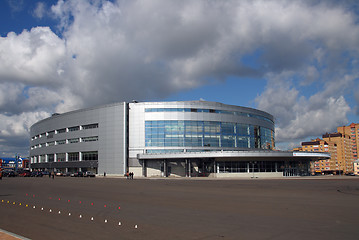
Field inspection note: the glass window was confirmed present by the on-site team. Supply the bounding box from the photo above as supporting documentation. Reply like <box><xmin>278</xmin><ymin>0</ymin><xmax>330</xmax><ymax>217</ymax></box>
<box><xmin>68</xmin><ymin>138</ymin><xmax>79</xmax><ymax>144</ymax></box>
<box><xmin>145</xmin><ymin>120</ymin><xmax>273</xmax><ymax>150</ymax></box>
<box><xmin>57</xmin><ymin>153</ymin><xmax>66</xmax><ymax>162</ymax></box>
<box><xmin>47</xmin><ymin>154</ymin><xmax>54</xmax><ymax>162</ymax></box>
<box><xmin>39</xmin><ymin>155</ymin><xmax>46</xmax><ymax>163</ymax></box>
<box><xmin>82</xmin><ymin>151</ymin><xmax>98</xmax><ymax>161</ymax></box>
<box><xmin>68</xmin><ymin>152</ymin><xmax>79</xmax><ymax>161</ymax></box>
<box><xmin>56</xmin><ymin>140</ymin><xmax>66</xmax><ymax>145</ymax></box>
<box><xmin>57</xmin><ymin>128</ymin><xmax>66</xmax><ymax>134</ymax></box>
<box><xmin>82</xmin><ymin>136</ymin><xmax>98</xmax><ymax>142</ymax></box>
<box><xmin>82</xmin><ymin>123</ymin><xmax>98</xmax><ymax>130</ymax></box>
<box><xmin>47</xmin><ymin>131</ymin><xmax>55</xmax><ymax>135</ymax></box>
<box><xmin>221</xmin><ymin>135</ymin><xmax>235</xmax><ymax>148</ymax></box>
<box><xmin>68</xmin><ymin>126</ymin><xmax>79</xmax><ymax>132</ymax></box>
<box><xmin>237</xmin><ymin>136</ymin><xmax>250</xmax><ymax>148</ymax></box>
<box><xmin>260</xmin><ymin>127</ymin><xmax>274</xmax><ymax>150</ymax></box>
<box><xmin>221</xmin><ymin>122</ymin><xmax>235</xmax><ymax>135</ymax></box>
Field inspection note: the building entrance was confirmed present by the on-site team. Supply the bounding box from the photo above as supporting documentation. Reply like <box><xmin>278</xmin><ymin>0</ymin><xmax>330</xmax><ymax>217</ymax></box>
<box><xmin>283</xmin><ymin>168</ymin><xmax>298</xmax><ymax>176</ymax></box>
<box><xmin>196</xmin><ymin>159</ymin><xmax>215</xmax><ymax>177</ymax></box>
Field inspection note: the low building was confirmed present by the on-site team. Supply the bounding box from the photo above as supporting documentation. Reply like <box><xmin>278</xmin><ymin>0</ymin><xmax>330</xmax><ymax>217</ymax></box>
<box><xmin>0</xmin><ymin>157</ymin><xmax>29</xmax><ymax>171</ymax></box>
<box><xmin>353</xmin><ymin>160</ymin><xmax>359</xmax><ymax>176</ymax></box>
<box><xmin>301</xmin><ymin>138</ymin><xmax>330</xmax><ymax>174</ymax></box>
<box><xmin>29</xmin><ymin>101</ymin><xmax>329</xmax><ymax>178</ymax></box>
<box><xmin>299</xmin><ymin>132</ymin><xmax>355</xmax><ymax>175</ymax></box>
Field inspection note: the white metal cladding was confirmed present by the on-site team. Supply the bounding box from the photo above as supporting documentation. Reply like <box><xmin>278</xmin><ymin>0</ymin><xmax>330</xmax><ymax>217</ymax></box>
<box><xmin>29</xmin><ymin>102</ymin><xmax>127</xmax><ymax>175</ymax></box>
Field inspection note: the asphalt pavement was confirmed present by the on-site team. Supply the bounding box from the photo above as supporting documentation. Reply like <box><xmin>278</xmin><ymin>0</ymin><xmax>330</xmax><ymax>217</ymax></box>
<box><xmin>0</xmin><ymin>176</ymin><xmax>359</xmax><ymax>240</ymax></box>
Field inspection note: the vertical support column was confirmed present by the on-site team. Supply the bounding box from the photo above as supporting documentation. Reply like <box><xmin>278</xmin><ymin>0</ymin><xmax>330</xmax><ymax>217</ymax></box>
<box><xmin>189</xmin><ymin>159</ymin><xmax>192</xmax><ymax>177</ymax></box>
<box><xmin>142</xmin><ymin>160</ymin><xmax>146</xmax><ymax>177</ymax></box>
<box><xmin>79</xmin><ymin>152</ymin><xmax>82</xmax><ymax>172</ymax></box>
<box><xmin>247</xmin><ymin>162</ymin><xmax>250</xmax><ymax>173</ymax></box>
<box><xmin>185</xmin><ymin>159</ymin><xmax>188</xmax><ymax>177</ymax></box>
<box><xmin>53</xmin><ymin>153</ymin><xmax>57</xmax><ymax>173</ymax></box>
<box><xmin>163</xmin><ymin>160</ymin><xmax>167</xmax><ymax>177</ymax></box>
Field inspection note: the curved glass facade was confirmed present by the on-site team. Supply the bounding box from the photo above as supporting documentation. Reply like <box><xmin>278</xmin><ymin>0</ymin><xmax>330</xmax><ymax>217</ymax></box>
<box><xmin>145</xmin><ymin>120</ymin><xmax>274</xmax><ymax>150</ymax></box>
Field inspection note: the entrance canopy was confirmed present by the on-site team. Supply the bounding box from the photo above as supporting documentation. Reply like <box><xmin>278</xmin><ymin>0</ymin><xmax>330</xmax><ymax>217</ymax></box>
<box><xmin>138</xmin><ymin>150</ymin><xmax>330</xmax><ymax>162</ymax></box>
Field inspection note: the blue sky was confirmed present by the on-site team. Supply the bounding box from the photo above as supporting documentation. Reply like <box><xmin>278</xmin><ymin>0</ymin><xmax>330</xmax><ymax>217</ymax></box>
<box><xmin>0</xmin><ymin>0</ymin><xmax>358</xmax><ymax>157</ymax></box>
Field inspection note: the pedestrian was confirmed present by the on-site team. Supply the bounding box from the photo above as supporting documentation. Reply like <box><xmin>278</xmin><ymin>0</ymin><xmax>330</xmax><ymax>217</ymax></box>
<box><xmin>51</xmin><ymin>171</ymin><xmax>55</xmax><ymax>179</ymax></box>
<box><xmin>126</xmin><ymin>171</ymin><xmax>129</xmax><ymax>179</ymax></box>
<box><xmin>104</xmin><ymin>172</ymin><xmax>106</xmax><ymax>177</ymax></box>
<box><xmin>131</xmin><ymin>172</ymin><xmax>134</xmax><ymax>179</ymax></box>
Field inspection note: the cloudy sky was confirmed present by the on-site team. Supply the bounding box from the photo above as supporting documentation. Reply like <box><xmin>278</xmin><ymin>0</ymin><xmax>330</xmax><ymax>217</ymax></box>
<box><xmin>0</xmin><ymin>0</ymin><xmax>358</xmax><ymax>157</ymax></box>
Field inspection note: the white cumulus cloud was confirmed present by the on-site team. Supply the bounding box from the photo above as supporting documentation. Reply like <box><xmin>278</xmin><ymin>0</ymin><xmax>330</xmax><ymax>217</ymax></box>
<box><xmin>0</xmin><ymin>0</ymin><xmax>358</xmax><ymax>155</ymax></box>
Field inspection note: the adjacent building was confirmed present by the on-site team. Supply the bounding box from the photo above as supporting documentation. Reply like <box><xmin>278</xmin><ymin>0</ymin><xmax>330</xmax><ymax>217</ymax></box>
<box><xmin>337</xmin><ymin>123</ymin><xmax>359</xmax><ymax>160</ymax></box>
<box><xmin>29</xmin><ymin>101</ymin><xmax>329</xmax><ymax>178</ymax></box>
<box><xmin>301</xmin><ymin>138</ymin><xmax>330</xmax><ymax>174</ymax></box>
<box><xmin>299</xmin><ymin>124</ymin><xmax>358</xmax><ymax>175</ymax></box>
<box><xmin>0</xmin><ymin>157</ymin><xmax>29</xmax><ymax>171</ymax></box>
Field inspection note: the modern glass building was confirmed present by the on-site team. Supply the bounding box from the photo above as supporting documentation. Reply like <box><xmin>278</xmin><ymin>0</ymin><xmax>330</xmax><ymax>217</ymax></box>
<box><xmin>29</xmin><ymin>101</ymin><xmax>329</xmax><ymax>178</ymax></box>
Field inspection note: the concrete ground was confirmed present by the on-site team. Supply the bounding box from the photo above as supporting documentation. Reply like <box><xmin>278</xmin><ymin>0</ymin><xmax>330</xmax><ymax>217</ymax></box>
<box><xmin>0</xmin><ymin>176</ymin><xmax>359</xmax><ymax>240</ymax></box>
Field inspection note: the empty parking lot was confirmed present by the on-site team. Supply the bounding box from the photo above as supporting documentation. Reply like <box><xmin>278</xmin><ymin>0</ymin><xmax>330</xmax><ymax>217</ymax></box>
<box><xmin>1</xmin><ymin>176</ymin><xmax>359</xmax><ymax>240</ymax></box>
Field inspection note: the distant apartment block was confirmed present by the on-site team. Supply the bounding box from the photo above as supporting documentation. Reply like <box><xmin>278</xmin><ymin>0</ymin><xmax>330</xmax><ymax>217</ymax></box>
<box><xmin>298</xmin><ymin>123</ymin><xmax>357</xmax><ymax>175</ymax></box>
<box><xmin>322</xmin><ymin>132</ymin><xmax>354</xmax><ymax>174</ymax></box>
<box><xmin>337</xmin><ymin>123</ymin><xmax>359</xmax><ymax>159</ymax></box>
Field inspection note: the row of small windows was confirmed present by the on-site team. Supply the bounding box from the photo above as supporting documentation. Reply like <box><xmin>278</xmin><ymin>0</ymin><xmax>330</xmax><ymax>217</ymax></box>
<box><xmin>31</xmin><ymin>151</ymin><xmax>98</xmax><ymax>163</ymax></box>
<box><xmin>145</xmin><ymin>108</ymin><xmax>273</xmax><ymax>124</ymax></box>
<box><xmin>31</xmin><ymin>136</ymin><xmax>98</xmax><ymax>149</ymax></box>
<box><xmin>31</xmin><ymin>123</ymin><xmax>98</xmax><ymax>140</ymax></box>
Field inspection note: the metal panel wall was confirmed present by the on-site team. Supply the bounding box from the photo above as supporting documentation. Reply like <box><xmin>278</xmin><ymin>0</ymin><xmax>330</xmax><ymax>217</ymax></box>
<box><xmin>30</xmin><ymin>102</ymin><xmax>127</xmax><ymax>175</ymax></box>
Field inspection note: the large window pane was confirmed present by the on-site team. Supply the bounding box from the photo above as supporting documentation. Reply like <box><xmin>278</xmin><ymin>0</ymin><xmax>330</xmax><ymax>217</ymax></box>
<box><xmin>82</xmin><ymin>151</ymin><xmax>98</xmax><ymax>161</ymax></box>
<box><xmin>68</xmin><ymin>152</ymin><xmax>79</xmax><ymax>161</ymax></box>
<box><xmin>145</xmin><ymin>120</ymin><xmax>272</xmax><ymax>150</ymax></box>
